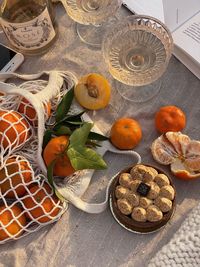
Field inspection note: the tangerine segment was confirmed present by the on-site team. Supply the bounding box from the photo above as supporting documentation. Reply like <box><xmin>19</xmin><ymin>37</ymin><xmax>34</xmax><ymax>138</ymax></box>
<box><xmin>22</xmin><ymin>183</ymin><xmax>61</xmax><ymax>223</ymax></box>
<box><xmin>74</xmin><ymin>73</ymin><xmax>111</xmax><ymax>110</ymax></box>
<box><xmin>0</xmin><ymin>110</ymin><xmax>31</xmax><ymax>149</ymax></box>
<box><xmin>170</xmin><ymin>159</ymin><xmax>200</xmax><ymax>180</ymax></box>
<box><xmin>43</xmin><ymin>135</ymin><xmax>75</xmax><ymax>177</ymax></box>
<box><xmin>0</xmin><ymin>204</ymin><xmax>26</xmax><ymax>241</ymax></box>
<box><xmin>18</xmin><ymin>98</ymin><xmax>51</xmax><ymax>126</ymax></box>
<box><xmin>0</xmin><ymin>156</ymin><xmax>33</xmax><ymax>198</ymax></box>
<box><xmin>155</xmin><ymin>105</ymin><xmax>186</xmax><ymax>133</ymax></box>
<box><xmin>151</xmin><ymin>134</ymin><xmax>177</xmax><ymax>165</ymax></box>
<box><xmin>110</xmin><ymin>118</ymin><xmax>142</xmax><ymax>150</ymax></box>
<box><xmin>184</xmin><ymin>141</ymin><xmax>200</xmax><ymax>171</ymax></box>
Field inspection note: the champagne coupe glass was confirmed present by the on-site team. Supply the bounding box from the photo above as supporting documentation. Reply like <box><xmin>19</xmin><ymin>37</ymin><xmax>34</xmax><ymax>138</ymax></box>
<box><xmin>63</xmin><ymin>0</ymin><xmax>122</xmax><ymax>48</ymax></box>
<box><xmin>102</xmin><ymin>15</ymin><xmax>173</xmax><ymax>102</ymax></box>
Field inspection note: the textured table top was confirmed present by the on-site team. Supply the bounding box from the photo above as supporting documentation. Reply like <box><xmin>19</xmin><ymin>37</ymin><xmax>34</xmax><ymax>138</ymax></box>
<box><xmin>0</xmin><ymin>3</ymin><xmax>200</xmax><ymax>267</ymax></box>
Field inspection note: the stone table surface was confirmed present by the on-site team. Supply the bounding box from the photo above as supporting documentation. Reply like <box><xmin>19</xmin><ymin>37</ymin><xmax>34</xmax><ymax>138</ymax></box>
<box><xmin>0</xmin><ymin>3</ymin><xmax>200</xmax><ymax>267</ymax></box>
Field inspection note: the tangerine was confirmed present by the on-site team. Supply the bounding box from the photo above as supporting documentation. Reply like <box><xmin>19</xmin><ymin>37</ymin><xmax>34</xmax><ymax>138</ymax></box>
<box><xmin>155</xmin><ymin>105</ymin><xmax>186</xmax><ymax>133</ymax></box>
<box><xmin>0</xmin><ymin>110</ymin><xmax>31</xmax><ymax>149</ymax></box>
<box><xmin>43</xmin><ymin>135</ymin><xmax>75</xmax><ymax>177</ymax></box>
<box><xmin>18</xmin><ymin>97</ymin><xmax>51</xmax><ymax>126</ymax></box>
<box><xmin>110</xmin><ymin>118</ymin><xmax>142</xmax><ymax>150</ymax></box>
<box><xmin>0</xmin><ymin>156</ymin><xmax>33</xmax><ymax>198</ymax></box>
<box><xmin>0</xmin><ymin>204</ymin><xmax>26</xmax><ymax>241</ymax></box>
<box><xmin>151</xmin><ymin>132</ymin><xmax>200</xmax><ymax>180</ymax></box>
<box><xmin>74</xmin><ymin>73</ymin><xmax>111</xmax><ymax>110</ymax></box>
<box><xmin>22</xmin><ymin>183</ymin><xmax>61</xmax><ymax>223</ymax></box>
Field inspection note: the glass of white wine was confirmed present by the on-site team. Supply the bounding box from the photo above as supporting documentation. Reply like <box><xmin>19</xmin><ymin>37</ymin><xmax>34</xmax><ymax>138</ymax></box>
<box><xmin>62</xmin><ymin>0</ymin><xmax>122</xmax><ymax>48</ymax></box>
<box><xmin>102</xmin><ymin>15</ymin><xmax>173</xmax><ymax>102</ymax></box>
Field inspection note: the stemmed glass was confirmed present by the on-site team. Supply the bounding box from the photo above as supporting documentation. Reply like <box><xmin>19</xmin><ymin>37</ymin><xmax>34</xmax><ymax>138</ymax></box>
<box><xmin>102</xmin><ymin>15</ymin><xmax>173</xmax><ymax>102</ymax></box>
<box><xmin>63</xmin><ymin>0</ymin><xmax>122</xmax><ymax>48</ymax></box>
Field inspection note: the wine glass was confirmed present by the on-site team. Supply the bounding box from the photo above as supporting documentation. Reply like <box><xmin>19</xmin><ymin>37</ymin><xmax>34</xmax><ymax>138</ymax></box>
<box><xmin>102</xmin><ymin>15</ymin><xmax>173</xmax><ymax>102</ymax></box>
<box><xmin>63</xmin><ymin>0</ymin><xmax>122</xmax><ymax>48</ymax></box>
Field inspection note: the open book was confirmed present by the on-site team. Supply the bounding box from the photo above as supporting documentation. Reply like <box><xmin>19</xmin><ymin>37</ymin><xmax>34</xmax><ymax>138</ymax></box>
<box><xmin>123</xmin><ymin>0</ymin><xmax>200</xmax><ymax>79</ymax></box>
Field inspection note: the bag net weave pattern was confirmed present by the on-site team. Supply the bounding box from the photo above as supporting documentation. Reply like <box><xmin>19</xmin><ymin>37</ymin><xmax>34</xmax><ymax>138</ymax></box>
<box><xmin>0</xmin><ymin>71</ymin><xmax>77</xmax><ymax>244</ymax></box>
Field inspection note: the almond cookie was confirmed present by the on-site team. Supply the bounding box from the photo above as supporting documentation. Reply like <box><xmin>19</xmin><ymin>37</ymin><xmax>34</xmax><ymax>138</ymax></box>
<box><xmin>154</xmin><ymin>174</ymin><xmax>170</xmax><ymax>188</ymax></box>
<box><xmin>115</xmin><ymin>186</ymin><xmax>130</xmax><ymax>199</ymax></box>
<box><xmin>117</xmin><ymin>198</ymin><xmax>133</xmax><ymax>215</ymax></box>
<box><xmin>119</xmin><ymin>173</ymin><xmax>132</xmax><ymax>188</ymax></box>
<box><xmin>139</xmin><ymin>197</ymin><xmax>153</xmax><ymax>209</ymax></box>
<box><xmin>160</xmin><ymin>185</ymin><xmax>175</xmax><ymax>201</ymax></box>
<box><xmin>147</xmin><ymin>182</ymin><xmax>160</xmax><ymax>200</ymax></box>
<box><xmin>131</xmin><ymin>207</ymin><xmax>147</xmax><ymax>222</ymax></box>
<box><xmin>155</xmin><ymin>197</ymin><xmax>172</xmax><ymax>213</ymax></box>
<box><xmin>129</xmin><ymin>179</ymin><xmax>141</xmax><ymax>192</ymax></box>
<box><xmin>126</xmin><ymin>192</ymin><xmax>140</xmax><ymax>207</ymax></box>
<box><xmin>146</xmin><ymin>205</ymin><xmax>163</xmax><ymax>222</ymax></box>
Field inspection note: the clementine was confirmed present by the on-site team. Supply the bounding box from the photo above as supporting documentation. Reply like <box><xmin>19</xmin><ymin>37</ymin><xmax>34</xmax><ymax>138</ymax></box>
<box><xmin>0</xmin><ymin>110</ymin><xmax>31</xmax><ymax>149</ymax></box>
<box><xmin>0</xmin><ymin>156</ymin><xmax>33</xmax><ymax>198</ymax></box>
<box><xmin>22</xmin><ymin>183</ymin><xmax>61</xmax><ymax>223</ymax></box>
<box><xmin>18</xmin><ymin>97</ymin><xmax>51</xmax><ymax>126</ymax></box>
<box><xmin>43</xmin><ymin>135</ymin><xmax>75</xmax><ymax>177</ymax></box>
<box><xmin>110</xmin><ymin>118</ymin><xmax>142</xmax><ymax>150</ymax></box>
<box><xmin>155</xmin><ymin>105</ymin><xmax>186</xmax><ymax>133</ymax></box>
<box><xmin>0</xmin><ymin>204</ymin><xmax>26</xmax><ymax>241</ymax></box>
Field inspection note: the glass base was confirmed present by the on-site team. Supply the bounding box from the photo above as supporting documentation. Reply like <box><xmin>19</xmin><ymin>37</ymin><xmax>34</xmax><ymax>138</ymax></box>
<box><xmin>76</xmin><ymin>23</ymin><xmax>106</xmax><ymax>48</ymax></box>
<box><xmin>114</xmin><ymin>78</ymin><xmax>162</xmax><ymax>103</ymax></box>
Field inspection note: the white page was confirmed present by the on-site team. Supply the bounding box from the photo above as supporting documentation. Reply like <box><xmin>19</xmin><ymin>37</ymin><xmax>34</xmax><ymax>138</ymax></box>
<box><xmin>163</xmin><ymin>0</ymin><xmax>200</xmax><ymax>32</ymax></box>
<box><xmin>173</xmin><ymin>11</ymin><xmax>200</xmax><ymax>63</ymax></box>
<box><xmin>123</xmin><ymin>0</ymin><xmax>164</xmax><ymax>22</ymax></box>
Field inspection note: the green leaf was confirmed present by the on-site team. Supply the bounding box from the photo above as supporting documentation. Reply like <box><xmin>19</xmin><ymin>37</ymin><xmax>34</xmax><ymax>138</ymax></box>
<box><xmin>88</xmin><ymin>132</ymin><xmax>109</xmax><ymax>141</ymax></box>
<box><xmin>56</xmin><ymin>87</ymin><xmax>74</xmax><ymax>122</ymax></box>
<box><xmin>67</xmin><ymin>146</ymin><xmax>107</xmax><ymax>170</ymax></box>
<box><xmin>54</xmin><ymin>126</ymin><xmax>72</xmax><ymax>136</ymax></box>
<box><xmin>47</xmin><ymin>160</ymin><xmax>56</xmax><ymax>187</ymax></box>
<box><xmin>43</xmin><ymin>129</ymin><xmax>53</xmax><ymax>149</ymax></box>
<box><xmin>69</xmin><ymin>122</ymin><xmax>93</xmax><ymax>148</ymax></box>
<box><xmin>47</xmin><ymin>160</ymin><xmax>65</xmax><ymax>202</ymax></box>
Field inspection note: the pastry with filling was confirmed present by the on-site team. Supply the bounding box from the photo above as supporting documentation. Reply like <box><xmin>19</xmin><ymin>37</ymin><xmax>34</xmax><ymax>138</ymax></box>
<box><xmin>160</xmin><ymin>185</ymin><xmax>175</xmax><ymax>201</ymax></box>
<box><xmin>117</xmin><ymin>198</ymin><xmax>133</xmax><ymax>215</ymax></box>
<box><xmin>131</xmin><ymin>207</ymin><xmax>147</xmax><ymax>222</ymax></box>
<box><xmin>119</xmin><ymin>172</ymin><xmax>132</xmax><ymax>188</ymax></box>
<box><xmin>146</xmin><ymin>205</ymin><xmax>163</xmax><ymax>222</ymax></box>
<box><xmin>155</xmin><ymin>197</ymin><xmax>172</xmax><ymax>213</ymax></box>
<box><xmin>154</xmin><ymin>174</ymin><xmax>170</xmax><ymax>188</ymax></box>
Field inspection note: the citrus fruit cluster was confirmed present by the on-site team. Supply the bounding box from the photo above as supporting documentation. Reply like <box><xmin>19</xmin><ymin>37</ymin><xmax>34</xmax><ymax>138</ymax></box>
<box><xmin>0</xmin><ymin>98</ymin><xmax>61</xmax><ymax>242</ymax></box>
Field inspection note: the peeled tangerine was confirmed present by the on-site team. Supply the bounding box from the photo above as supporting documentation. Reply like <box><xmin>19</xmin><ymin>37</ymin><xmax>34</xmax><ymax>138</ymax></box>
<box><xmin>74</xmin><ymin>73</ymin><xmax>111</xmax><ymax>110</ymax></box>
<box><xmin>151</xmin><ymin>131</ymin><xmax>200</xmax><ymax>180</ymax></box>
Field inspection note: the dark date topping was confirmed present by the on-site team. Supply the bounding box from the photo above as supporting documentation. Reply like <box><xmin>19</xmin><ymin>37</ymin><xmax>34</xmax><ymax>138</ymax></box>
<box><xmin>137</xmin><ymin>182</ymin><xmax>151</xmax><ymax>196</ymax></box>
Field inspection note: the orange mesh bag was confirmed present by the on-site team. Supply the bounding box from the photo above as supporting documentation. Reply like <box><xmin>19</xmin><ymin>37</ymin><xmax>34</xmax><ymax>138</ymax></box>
<box><xmin>0</xmin><ymin>71</ymin><xmax>77</xmax><ymax>243</ymax></box>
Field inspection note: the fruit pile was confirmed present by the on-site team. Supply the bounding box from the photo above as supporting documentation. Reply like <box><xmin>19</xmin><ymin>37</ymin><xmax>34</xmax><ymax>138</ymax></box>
<box><xmin>0</xmin><ymin>72</ymin><xmax>110</xmax><ymax>243</ymax></box>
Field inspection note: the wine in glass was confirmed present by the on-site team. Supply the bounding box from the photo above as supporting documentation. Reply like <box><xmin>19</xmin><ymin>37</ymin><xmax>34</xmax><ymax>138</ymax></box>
<box><xmin>63</xmin><ymin>0</ymin><xmax>122</xmax><ymax>47</ymax></box>
<box><xmin>102</xmin><ymin>15</ymin><xmax>173</xmax><ymax>102</ymax></box>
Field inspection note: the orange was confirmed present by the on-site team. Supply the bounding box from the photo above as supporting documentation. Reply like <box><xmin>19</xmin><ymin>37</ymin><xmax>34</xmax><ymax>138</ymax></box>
<box><xmin>155</xmin><ymin>105</ymin><xmax>186</xmax><ymax>133</ymax></box>
<box><xmin>0</xmin><ymin>110</ymin><xmax>31</xmax><ymax>149</ymax></box>
<box><xmin>22</xmin><ymin>183</ymin><xmax>61</xmax><ymax>223</ymax></box>
<box><xmin>43</xmin><ymin>135</ymin><xmax>75</xmax><ymax>177</ymax></box>
<box><xmin>18</xmin><ymin>97</ymin><xmax>51</xmax><ymax>126</ymax></box>
<box><xmin>0</xmin><ymin>156</ymin><xmax>33</xmax><ymax>198</ymax></box>
<box><xmin>74</xmin><ymin>73</ymin><xmax>111</xmax><ymax>110</ymax></box>
<box><xmin>151</xmin><ymin>132</ymin><xmax>200</xmax><ymax>180</ymax></box>
<box><xmin>0</xmin><ymin>204</ymin><xmax>26</xmax><ymax>241</ymax></box>
<box><xmin>110</xmin><ymin>118</ymin><xmax>142</xmax><ymax>150</ymax></box>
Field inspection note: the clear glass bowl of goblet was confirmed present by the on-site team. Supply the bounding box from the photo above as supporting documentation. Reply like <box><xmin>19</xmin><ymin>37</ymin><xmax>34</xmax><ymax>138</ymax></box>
<box><xmin>64</xmin><ymin>0</ymin><xmax>122</xmax><ymax>47</ymax></box>
<box><xmin>102</xmin><ymin>15</ymin><xmax>173</xmax><ymax>102</ymax></box>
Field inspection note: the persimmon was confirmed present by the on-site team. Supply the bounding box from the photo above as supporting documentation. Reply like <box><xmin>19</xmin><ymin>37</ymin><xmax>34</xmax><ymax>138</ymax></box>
<box><xmin>43</xmin><ymin>135</ymin><xmax>75</xmax><ymax>177</ymax></box>
<box><xmin>18</xmin><ymin>97</ymin><xmax>51</xmax><ymax>126</ymax></box>
<box><xmin>74</xmin><ymin>73</ymin><xmax>111</xmax><ymax>110</ymax></box>
<box><xmin>110</xmin><ymin>118</ymin><xmax>142</xmax><ymax>150</ymax></box>
<box><xmin>0</xmin><ymin>110</ymin><xmax>31</xmax><ymax>149</ymax></box>
<box><xmin>22</xmin><ymin>183</ymin><xmax>61</xmax><ymax>223</ymax></box>
<box><xmin>155</xmin><ymin>105</ymin><xmax>186</xmax><ymax>133</ymax></box>
<box><xmin>0</xmin><ymin>204</ymin><xmax>26</xmax><ymax>241</ymax></box>
<box><xmin>0</xmin><ymin>156</ymin><xmax>33</xmax><ymax>198</ymax></box>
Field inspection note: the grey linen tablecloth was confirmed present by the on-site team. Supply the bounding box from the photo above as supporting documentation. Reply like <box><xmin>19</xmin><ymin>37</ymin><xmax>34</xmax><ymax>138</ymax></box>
<box><xmin>0</xmin><ymin>3</ymin><xmax>200</xmax><ymax>267</ymax></box>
